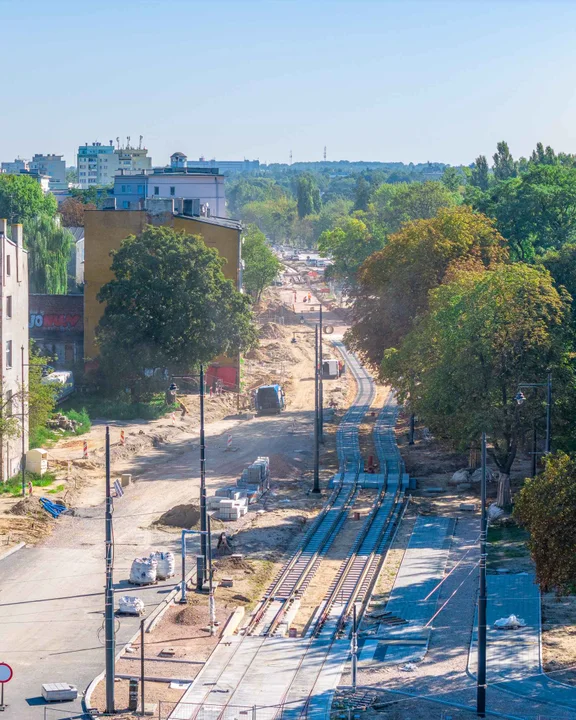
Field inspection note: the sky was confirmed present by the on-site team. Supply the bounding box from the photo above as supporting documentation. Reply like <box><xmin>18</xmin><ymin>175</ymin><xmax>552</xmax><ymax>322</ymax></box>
<box><xmin>2</xmin><ymin>0</ymin><xmax>576</xmax><ymax>167</ymax></box>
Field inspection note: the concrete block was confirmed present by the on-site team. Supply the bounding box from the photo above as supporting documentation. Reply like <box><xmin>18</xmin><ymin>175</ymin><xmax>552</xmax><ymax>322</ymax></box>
<box><xmin>220</xmin><ymin>577</ymin><xmax>234</xmax><ymax>587</ymax></box>
<box><xmin>459</xmin><ymin>503</ymin><xmax>476</xmax><ymax>511</ymax></box>
<box><xmin>221</xmin><ymin>606</ymin><xmax>245</xmax><ymax>636</ymax></box>
<box><xmin>121</xmin><ymin>473</ymin><xmax>132</xmax><ymax>487</ymax></box>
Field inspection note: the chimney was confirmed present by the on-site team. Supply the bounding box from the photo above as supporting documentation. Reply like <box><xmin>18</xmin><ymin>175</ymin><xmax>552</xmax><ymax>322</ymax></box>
<box><xmin>11</xmin><ymin>224</ymin><xmax>23</xmax><ymax>247</ymax></box>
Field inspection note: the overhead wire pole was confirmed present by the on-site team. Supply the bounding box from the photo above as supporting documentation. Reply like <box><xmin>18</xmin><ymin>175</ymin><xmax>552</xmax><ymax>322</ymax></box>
<box><xmin>21</xmin><ymin>345</ymin><xmax>26</xmax><ymax>496</ymax></box>
<box><xmin>104</xmin><ymin>426</ymin><xmax>115</xmax><ymax>714</ymax></box>
<box><xmin>199</xmin><ymin>365</ymin><xmax>207</xmax><ymax>575</ymax></box>
<box><xmin>477</xmin><ymin>431</ymin><xmax>487</xmax><ymax>717</ymax></box>
<box><xmin>545</xmin><ymin>371</ymin><xmax>552</xmax><ymax>454</ymax></box>
<box><xmin>313</xmin><ymin>324</ymin><xmax>320</xmax><ymax>493</ymax></box>
<box><xmin>319</xmin><ymin>303</ymin><xmax>324</xmax><ymax>443</ymax></box>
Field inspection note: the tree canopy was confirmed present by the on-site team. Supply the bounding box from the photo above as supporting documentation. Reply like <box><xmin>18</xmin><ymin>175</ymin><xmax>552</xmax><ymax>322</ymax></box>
<box><xmin>515</xmin><ymin>452</ymin><xmax>576</xmax><ymax>593</ymax></box>
<box><xmin>381</xmin><ymin>264</ymin><xmax>569</xmax><ymax>506</ymax></box>
<box><xmin>318</xmin><ymin>217</ymin><xmax>384</xmax><ymax>286</ymax></box>
<box><xmin>97</xmin><ymin>226</ymin><xmax>257</xmax><ymax>395</ymax></box>
<box><xmin>26</xmin><ymin>216</ymin><xmax>73</xmax><ymax>294</ymax></box>
<box><xmin>242</xmin><ymin>224</ymin><xmax>281</xmax><ymax>302</ymax></box>
<box><xmin>347</xmin><ymin>206</ymin><xmax>507</xmax><ymax>367</ymax></box>
<box><xmin>0</xmin><ymin>174</ymin><xmax>56</xmax><ymax>224</ymax></box>
<box><xmin>296</xmin><ymin>174</ymin><xmax>321</xmax><ymax>219</ymax></box>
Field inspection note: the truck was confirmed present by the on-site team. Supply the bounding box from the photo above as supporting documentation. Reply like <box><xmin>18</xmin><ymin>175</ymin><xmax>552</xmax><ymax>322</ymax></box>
<box><xmin>322</xmin><ymin>358</ymin><xmax>344</xmax><ymax>379</ymax></box>
<box><xmin>254</xmin><ymin>384</ymin><xmax>285</xmax><ymax>415</ymax></box>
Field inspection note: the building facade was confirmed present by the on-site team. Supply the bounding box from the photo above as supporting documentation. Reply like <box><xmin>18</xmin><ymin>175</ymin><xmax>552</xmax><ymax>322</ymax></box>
<box><xmin>77</xmin><ymin>142</ymin><xmax>152</xmax><ymax>188</ymax></box>
<box><xmin>29</xmin><ymin>295</ymin><xmax>83</xmax><ymax>370</ymax></box>
<box><xmin>171</xmin><ymin>152</ymin><xmax>259</xmax><ymax>174</ymax></box>
<box><xmin>0</xmin><ymin>220</ymin><xmax>29</xmax><ymax>482</ymax></box>
<box><xmin>83</xmin><ymin>208</ymin><xmax>242</xmax><ymax>387</ymax></box>
<box><xmin>1</xmin><ymin>159</ymin><xmax>29</xmax><ymax>174</ymax></box>
<box><xmin>29</xmin><ymin>154</ymin><xmax>67</xmax><ymax>190</ymax></box>
<box><xmin>113</xmin><ymin>168</ymin><xmax>226</xmax><ymax>216</ymax></box>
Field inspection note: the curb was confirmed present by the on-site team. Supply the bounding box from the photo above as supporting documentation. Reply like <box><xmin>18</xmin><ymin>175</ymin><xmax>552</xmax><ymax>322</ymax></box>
<box><xmin>0</xmin><ymin>542</ymin><xmax>25</xmax><ymax>563</ymax></box>
<box><xmin>83</xmin><ymin>567</ymin><xmax>196</xmax><ymax>713</ymax></box>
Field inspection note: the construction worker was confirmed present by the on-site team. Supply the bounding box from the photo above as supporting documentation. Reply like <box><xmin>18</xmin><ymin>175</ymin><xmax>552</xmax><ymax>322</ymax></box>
<box><xmin>308</xmin><ymin>292</ymin><xmax>312</xmax><ymax>301</ymax></box>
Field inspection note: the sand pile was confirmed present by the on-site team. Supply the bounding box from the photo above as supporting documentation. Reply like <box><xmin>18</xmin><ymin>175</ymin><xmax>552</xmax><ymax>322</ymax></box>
<box><xmin>154</xmin><ymin>504</ymin><xmax>201</xmax><ymax>529</ymax></box>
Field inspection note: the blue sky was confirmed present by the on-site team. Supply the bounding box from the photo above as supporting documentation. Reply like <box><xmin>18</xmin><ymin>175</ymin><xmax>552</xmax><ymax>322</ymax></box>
<box><xmin>2</xmin><ymin>0</ymin><xmax>575</xmax><ymax>166</ymax></box>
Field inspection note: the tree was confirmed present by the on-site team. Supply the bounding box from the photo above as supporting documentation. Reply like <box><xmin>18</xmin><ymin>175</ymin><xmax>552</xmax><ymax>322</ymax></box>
<box><xmin>372</xmin><ymin>180</ymin><xmax>458</xmax><ymax>233</ymax></box>
<box><xmin>441</xmin><ymin>167</ymin><xmax>461</xmax><ymax>192</ymax></box>
<box><xmin>241</xmin><ymin>197</ymin><xmax>298</xmax><ymax>244</ymax></box>
<box><xmin>242</xmin><ymin>224</ymin><xmax>281</xmax><ymax>302</ymax></box>
<box><xmin>227</xmin><ymin>177</ymin><xmax>286</xmax><ymax>216</ymax></box>
<box><xmin>0</xmin><ymin>174</ymin><xmax>56</xmax><ymax>224</ymax></box>
<box><xmin>472</xmin><ymin>165</ymin><xmax>576</xmax><ymax>260</ymax></box>
<box><xmin>296</xmin><ymin>174</ymin><xmax>321</xmax><ymax>219</ymax></box>
<box><xmin>514</xmin><ymin>452</ymin><xmax>576</xmax><ymax>593</ymax></box>
<box><xmin>69</xmin><ymin>186</ymin><xmax>112</xmax><ymax>208</ymax></box>
<box><xmin>530</xmin><ymin>142</ymin><xmax>557</xmax><ymax>166</ymax></box>
<box><xmin>381</xmin><ymin>264</ymin><xmax>570</xmax><ymax>507</ymax></box>
<box><xmin>96</xmin><ymin>226</ymin><xmax>257</xmax><ymax>396</ymax></box>
<box><xmin>318</xmin><ymin>217</ymin><xmax>384</xmax><ymax>286</ymax></box>
<box><xmin>353</xmin><ymin>177</ymin><xmax>371</xmax><ymax>212</ymax></box>
<box><xmin>470</xmin><ymin>155</ymin><xmax>490</xmax><ymax>191</ymax></box>
<box><xmin>492</xmin><ymin>141</ymin><xmax>517</xmax><ymax>181</ymax></box>
<box><xmin>26</xmin><ymin>216</ymin><xmax>73</xmax><ymax>294</ymax></box>
<box><xmin>59</xmin><ymin>197</ymin><xmax>96</xmax><ymax>227</ymax></box>
<box><xmin>27</xmin><ymin>342</ymin><xmax>57</xmax><ymax>444</ymax></box>
<box><xmin>347</xmin><ymin>206</ymin><xmax>507</xmax><ymax>368</ymax></box>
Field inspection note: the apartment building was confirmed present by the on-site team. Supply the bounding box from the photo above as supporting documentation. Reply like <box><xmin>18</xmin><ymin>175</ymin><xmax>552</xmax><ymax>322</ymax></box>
<box><xmin>77</xmin><ymin>141</ymin><xmax>152</xmax><ymax>188</ymax></box>
<box><xmin>29</xmin><ymin>154</ymin><xmax>67</xmax><ymax>190</ymax></box>
<box><xmin>0</xmin><ymin>220</ymin><xmax>29</xmax><ymax>482</ymax></box>
<box><xmin>1</xmin><ymin>158</ymin><xmax>29</xmax><ymax>174</ymax></box>
<box><xmin>173</xmin><ymin>152</ymin><xmax>259</xmax><ymax>174</ymax></box>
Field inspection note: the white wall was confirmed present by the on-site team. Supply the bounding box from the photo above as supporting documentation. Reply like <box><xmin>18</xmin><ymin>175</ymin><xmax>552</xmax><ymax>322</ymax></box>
<box><xmin>147</xmin><ymin>175</ymin><xmax>226</xmax><ymax>217</ymax></box>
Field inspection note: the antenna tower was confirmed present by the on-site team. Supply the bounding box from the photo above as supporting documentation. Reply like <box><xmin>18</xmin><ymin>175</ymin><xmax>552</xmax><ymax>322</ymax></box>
<box><xmin>323</xmin><ymin>146</ymin><xmax>327</xmax><ymax>161</ymax></box>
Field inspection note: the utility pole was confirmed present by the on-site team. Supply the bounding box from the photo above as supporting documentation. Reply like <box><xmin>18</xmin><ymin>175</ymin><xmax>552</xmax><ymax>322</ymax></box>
<box><xmin>351</xmin><ymin>603</ymin><xmax>358</xmax><ymax>690</ymax></box>
<box><xmin>319</xmin><ymin>303</ymin><xmax>324</xmax><ymax>442</ymax></box>
<box><xmin>545</xmin><ymin>371</ymin><xmax>552</xmax><ymax>454</ymax></box>
<box><xmin>207</xmin><ymin>513</ymin><xmax>216</xmax><ymax>636</ymax></box>
<box><xmin>408</xmin><ymin>412</ymin><xmax>415</xmax><ymax>446</ymax></box>
<box><xmin>104</xmin><ymin>427</ymin><xmax>115</xmax><ymax>714</ymax></box>
<box><xmin>477</xmin><ymin>432</ymin><xmax>487</xmax><ymax>717</ymax></box>
<box><xmin>531</xmin><ymin>420</ymin><xmax>537</xmax><ymax>478</ymax></box>
<box><xmin>140</xmin><ymin>618</ymin><xmax>145</xmax><ymax>715</ymax></box>
<box><xmin>313</xmin><ymin>324</ymin><xmax>320</xmax><ymax>493</ymax></box>
<box><xmin>21</xmin><ymin>345</ymin><xmax>26</xmax><ymax>497</ymax></box>
<box><xmin>199</xmin><ymin>365</ymin><xmax>207</xmax><ymax>575</ymax></box>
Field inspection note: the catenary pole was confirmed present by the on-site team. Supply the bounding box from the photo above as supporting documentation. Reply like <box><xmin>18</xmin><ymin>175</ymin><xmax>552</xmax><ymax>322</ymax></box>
<box><xmin>105</xmin><ymin>426</ymin><xmax>115</xmax><ymax>714</ymax></box>
<box><xmin>200</xmin><ymin>365</ymin><xmax>207</xmax><ymax>572</ymax></box>
<box><xmin>545</xmin><ymin>372</ymin><xmax>552</xmax><ymax>454</ymax></box>
<box><xmin>21</xmin><ymin>345</ymin><xmax>26</xmax><ymax>497</ymax></box>
<box><xmin>313</xmin><ymin>324</ymin><xmax>320</xmax><ymax>493</ymax></box>
<box><xmin>477</xmin><ymin>432</ymin><xmax>487</xmax><ymax>717</ymax></box>
<box><xmin>319</xmin><ymin>303</ymin><xmax>324</xmax><ymax>442</ymax></box>
<box><xmin>140</xmin><ymin>618</ymin><xmax>145</xmax><ymax>715</ymax></box>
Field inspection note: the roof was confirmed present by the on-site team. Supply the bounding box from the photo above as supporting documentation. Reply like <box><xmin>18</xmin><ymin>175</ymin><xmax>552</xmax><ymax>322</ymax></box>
<box><xmin>171</xmin><ymin>151</ymin><xmax>187</xmax><ymax>157</ymax></box>
<box><xmin>67</xmin><ymin>227</ymin><xmax>85</xmax><ymax>242</ymax></box>
<box><xmin>179</xmin><ymin>214</ymin><xmax>242</xmax><ymax>232</ymax></box>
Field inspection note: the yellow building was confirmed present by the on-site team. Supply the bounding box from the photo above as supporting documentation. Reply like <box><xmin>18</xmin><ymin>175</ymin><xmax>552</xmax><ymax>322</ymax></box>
<box><xmin>84</xmin><ymin>207</ymin><xmax>242</xmax><ymax>387</ymax></box>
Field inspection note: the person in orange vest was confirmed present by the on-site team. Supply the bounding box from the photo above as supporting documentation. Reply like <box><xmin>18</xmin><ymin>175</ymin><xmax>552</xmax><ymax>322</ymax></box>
<box><xmin>308</xmin><ymin>292</ymin><xmax>312</xmax><ymax>301</ymax></box>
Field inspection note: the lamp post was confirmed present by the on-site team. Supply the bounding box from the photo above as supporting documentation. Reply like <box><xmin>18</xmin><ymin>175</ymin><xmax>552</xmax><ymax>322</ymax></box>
<box><xmin>477</xmin><ymin>432</ymin><xmax>488</xmax><ymax>717</ymax></box>
<box><xmin>514</xmin><ymin>372</ymin><xmax>552</xmax><ymax>456</ymax></box>
<box><xmin>291</xmin><ymin>327</ymin><xmax>321</xmax><ymax>493</ymax></box>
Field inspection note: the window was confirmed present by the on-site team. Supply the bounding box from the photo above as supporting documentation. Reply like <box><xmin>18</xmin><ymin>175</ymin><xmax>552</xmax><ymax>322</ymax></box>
<box><xmin>122</xmin><ymin>201</ymin><xmax>131</xmax><ymax>209</ymax></box>
<box><xmin>6</xmin><ymin>296</ymin><xmax>11</xmax><ymax>318</ymax></box>
<box><xmin>6</xmin><ymin>254</ymin><xmax>10</xmax><ymax>276</ymax></box>
<box><xmin>154</xmin><ymin>186</ymin><xmax>159</xmax><ymax>195</ymax></box>
<box><xmin>170</xmin><ymin>186</ymin><xmax>175</xmax><ymax>196</ymax></box>
<box><xmin>137</xmin><ymin>185</ymin><xmax>144</xmax><ymax>193</ymax></box>
<box><xmin>6</xmin><ymin>340</ymin><xmax>12</xmax><ymax>369</ymax></box>
<box><xmin>126</xmin><ymin>185</ymin><xmax>131</xmax><ymax>193</ymax></box>
<box><xmin>121</xmin><ymin>185</ymin><xmax>126</xmax><ymax>193</ymax></box>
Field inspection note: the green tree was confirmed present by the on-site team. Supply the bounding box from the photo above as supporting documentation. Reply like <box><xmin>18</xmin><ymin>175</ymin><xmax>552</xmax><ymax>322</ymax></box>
<box><xmin>353</xmin><ymin>177</ymin><xmax>371</xmax><ymax>212</ymax></box>
<box><xmin>227</xmin><ymin>177</ymin><xmax>286</xmax><ymax>216</ymax></box>
<box><xmin>530</xmin><ymin>142</ymin><xmax>557</xmax><ymax>166</ymax></box>
<box><xmin>382</xmin><ymin>264</ymin><xmax>570</xmax><ymax>506</ymax></box>
<box><xmin>0</xmin><ymin>174</ymin><xmax>57</xmax><ymax>224</ymax></box>
<box><xmin>372</xmin><ymin>180</ymin><xmax>458</xmax><ymax>233</ymax></box>
<box><xmin>492</xmin><ymin>140</ymin><xmax>517</xmax><ymax>181</ymax></box>
<box><xmin>26</xmin><ymin>216</ymin><xmax>73</xmax><ymax>294</ymax></box>
<box><xmin>470</xmin><ymin>155</ymin><xmax>490</xmax><ymax>191</ymax></box>
<box><xmin>472</xmin><ymin>165</ymin><xmax>576</xmax><ymax>260</ymax></box>
<box><xmin>242</xmin><ymin>224</ymin><xmax>281</xmax><ymax>302</ymax></box>
<box><xmin>241</xmin><ymin>197</ymin><xmax>298</xmax><ymax>244</ymax></box>
<box><xmin>441</xmin><ymin>167</ymin><xmax>461</xmax><ymax>192</ymax></box>
<box><xmin>27</xmin><ymin>342</ymin><xmax>57</xmax><ymax>445</ymax></box>
<box><xmin>96</xmin><ymin>226</ymin><xmax>257</xmax><ymax>396</ymax></box>
<box><xmin>347</xmin><ymin>206</ymin><xmax>507</xmax><ymax>368</ymax></box>
<box><xmin>318</xmin><ymin>217</ymin><xmax>384</xmax><ymax>286</ymax></box>
<box><xmin>296</xmin><ymin>174</ymin><xmax>321</xmax><ymax>219</ymax></box>
<box><xmin>515</xmin><ymin>452</ymin><xmax>576</xmax><ymax>593</ymax></box>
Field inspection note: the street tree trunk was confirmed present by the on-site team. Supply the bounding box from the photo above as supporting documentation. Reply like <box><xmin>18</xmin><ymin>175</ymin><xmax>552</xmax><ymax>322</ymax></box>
<box><xmin>496</xmin><ymin>472</ymin><xmax>512</xmax><ymax>507</ymax></box>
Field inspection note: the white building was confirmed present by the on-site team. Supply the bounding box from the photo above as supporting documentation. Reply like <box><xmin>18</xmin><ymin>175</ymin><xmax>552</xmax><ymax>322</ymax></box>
<box><xmin>77</xmin><ymin>141</ymin><xmax>152</xmax><ymax>188</ymax></box>
<box><xmin>0</xmin><ymin>220</ymin><xmax>29</xmax><ymax>482</ymax></box>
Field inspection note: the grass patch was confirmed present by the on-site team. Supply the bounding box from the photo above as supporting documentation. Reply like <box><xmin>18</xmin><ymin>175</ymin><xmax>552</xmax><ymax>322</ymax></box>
<box><xmin>487</xmin><ymin>521</ymin><xmax>531</xmax><ymax>570</ymax></box>
<box><xmin>29</xmin><ymin>408</ymin><xmax>92</xmax><ymax>450</ymax></box>
<box><xmin>0</xmin><ymin>471</ymin><xmax>57</xmax><ymax>496</ymax></box>
<box><xmin>47</xmin><ymin>484</ymin><xmax>65</xmax><ymax>494</ymax></box>
<box><xmin>61</xmin><ymin>394</ymin><xmax>177</xmax><ymax>422</ymax></box>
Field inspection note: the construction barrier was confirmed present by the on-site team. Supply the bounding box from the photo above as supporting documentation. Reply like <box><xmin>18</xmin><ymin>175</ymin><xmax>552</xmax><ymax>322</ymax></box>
<box><xmin>226</xmin><ymin>435</ymin><xmax>232</xmax><ymax>451</ymax></box>
<box><xmin>83</xmin><ymin>441</ymin><xmax>88</xmax><ymax>459</ymax></box>
<box><xmin>120</xmin><ymin>430</ymin><xmax>125</xmax><ymax>446</ymax></box>
<box><xmin>171</xmin><ymin>413</ymin><xmax>176</xmax><ymax>426</ymax></box>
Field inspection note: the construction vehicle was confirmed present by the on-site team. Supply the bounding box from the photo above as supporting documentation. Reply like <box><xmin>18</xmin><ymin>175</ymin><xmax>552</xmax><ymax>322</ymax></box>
<box><xmin>254</xmin><ymin>384</ymin><xmax>285</xmax><ymax>415</ymax></box>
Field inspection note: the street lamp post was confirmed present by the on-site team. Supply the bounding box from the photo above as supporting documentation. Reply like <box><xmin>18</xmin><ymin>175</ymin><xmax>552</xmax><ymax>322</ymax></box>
<box><xmin>515</xmin><ymin>372</ymin><xmax>552</xmax><ymax>457</ymax></box>
<box><xmin>477</xmin><ymin>432</ymin><xmax>488</xmax><ymax>717</ymax></box>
